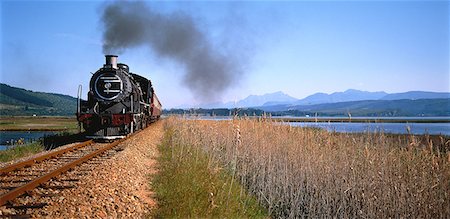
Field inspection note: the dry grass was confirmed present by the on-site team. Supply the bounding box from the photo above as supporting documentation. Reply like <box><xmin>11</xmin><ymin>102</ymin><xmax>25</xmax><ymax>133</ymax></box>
<box><xmin>164</xmin><ymin>116</ymin><xmax>450</xmax><ymax>218</ymax></box>
<box><xmin>152</xmin><ymin>128</ymin><xmax>267</xmax><ymax>218</ymax></box>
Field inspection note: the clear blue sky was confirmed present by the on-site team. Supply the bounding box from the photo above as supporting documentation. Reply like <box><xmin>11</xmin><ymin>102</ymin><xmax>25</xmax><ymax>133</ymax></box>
<box><xmin>1</xmin><ymin>0</ymin><xmax>449</xmax><ymax>108</ymax></box>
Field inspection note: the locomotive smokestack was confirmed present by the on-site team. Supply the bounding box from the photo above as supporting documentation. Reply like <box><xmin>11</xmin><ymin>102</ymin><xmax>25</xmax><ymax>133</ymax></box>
<box><xmin>105</xmin><ymin>55</ymin><xmax>118</xmax><ymax>69</ymax></box>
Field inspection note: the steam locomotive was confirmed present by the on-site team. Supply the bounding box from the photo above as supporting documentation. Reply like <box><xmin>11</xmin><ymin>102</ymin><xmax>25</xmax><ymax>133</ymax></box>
<box><xmin>77</xmin><ymin>55</ymin><xmax>161</xmax><ymax>139</ymax></box>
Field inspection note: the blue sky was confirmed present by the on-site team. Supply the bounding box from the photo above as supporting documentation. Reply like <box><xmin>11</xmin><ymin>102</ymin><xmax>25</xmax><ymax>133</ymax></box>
<box><xmin>1</xmin><ymin>0</ymin><xmax>449</xmax><ymax>108</ymax></box>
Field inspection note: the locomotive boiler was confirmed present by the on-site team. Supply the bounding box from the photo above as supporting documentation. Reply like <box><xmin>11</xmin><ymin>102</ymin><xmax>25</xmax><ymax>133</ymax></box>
<box><xmin>77</xmin><ymin>55</ymin><xmax>161</xmax><ymax>139</ymax></box>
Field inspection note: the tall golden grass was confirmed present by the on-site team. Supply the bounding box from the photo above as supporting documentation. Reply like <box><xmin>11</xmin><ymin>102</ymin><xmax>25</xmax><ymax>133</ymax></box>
<box><xmin>164</xmin><ymin>116</ymin><xmax>450</xmax><ymax>218</ymax></box>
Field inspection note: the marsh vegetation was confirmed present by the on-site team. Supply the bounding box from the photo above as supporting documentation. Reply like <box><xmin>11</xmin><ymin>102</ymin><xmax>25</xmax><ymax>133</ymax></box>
<box><xmin>163</xmin><ymin>116</ymin><xmax>449</xmax><ymax>218</ymax></box>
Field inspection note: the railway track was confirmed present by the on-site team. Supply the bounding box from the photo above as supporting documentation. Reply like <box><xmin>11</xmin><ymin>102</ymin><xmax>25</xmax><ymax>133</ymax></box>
<box><xmin>0</xmin><ymin>137</ymin><xmax>129</xmax><ymax>216</ymax></box>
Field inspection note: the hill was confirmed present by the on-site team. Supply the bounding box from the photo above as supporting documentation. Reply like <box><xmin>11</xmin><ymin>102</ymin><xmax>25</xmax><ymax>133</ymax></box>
<box><xmin>177</xmin><ymin>89</ymin><xmax>450</xmax><ymax>109</ymax></box>
<box><xmin>294</xmin><ymin>89</ymin><xmax>388</xmax><ymax>105</ymax></box>
<box><xmin>292</xmin><ymin>89</ymin><xmax>450</xmax><ymax>106</ymax></box>
<box><xmin>381</xmin><ymin>91</ymin><xmax>450</xmax><ymax>100</ymax></box>
<box><xmin>0</xmin><ymin>83</ymin><xmax>77</xmax><ymax>116</ymax></box>
<box><xmin>258</xmin><ymin>98</ymin><xmax>450</xmax><ymax>117</ymax></box>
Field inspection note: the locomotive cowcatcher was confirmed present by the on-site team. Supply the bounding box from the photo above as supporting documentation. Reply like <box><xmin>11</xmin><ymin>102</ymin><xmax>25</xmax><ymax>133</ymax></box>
<box><xmin>77</xmin><ymin>55</ymin><xmax>161</xmax><ymax>139</ymax></box>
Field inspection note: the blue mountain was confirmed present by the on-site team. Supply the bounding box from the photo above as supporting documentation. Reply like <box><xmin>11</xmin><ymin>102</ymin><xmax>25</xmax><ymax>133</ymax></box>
<box><xmin>176</xmin><ymin>89</ymin><xmax>450</xmax><ymax>110</ymax></box>
<box><xmin>381</xmin><ymin>91</ymin><xmax>450</xmax><ymax>100</ymax></box>
<box><xmin>294</xmin><ymin>89</ymin><xmax>387</xmax><ymax>105</ymax></box>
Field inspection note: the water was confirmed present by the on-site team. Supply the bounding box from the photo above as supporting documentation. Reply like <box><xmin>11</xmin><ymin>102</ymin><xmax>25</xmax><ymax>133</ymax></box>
<box><xmin>289</xmin><ymin>122</ymin><xmax>450</xmax><ymax>136</ymax></box>
<box><xmin>0</xmin><ymin>131</ymin><xmax>57</xmax><ymax>150</ymax></box>
<box><xmin>183</xmin><ymin>116</ymin><xmax>450</xmax><ymax>136</ymax></box>
<box><xmin>275</xmin><ymin>116</ymin><xmax>450</xmax><ymax>121</ymax></box>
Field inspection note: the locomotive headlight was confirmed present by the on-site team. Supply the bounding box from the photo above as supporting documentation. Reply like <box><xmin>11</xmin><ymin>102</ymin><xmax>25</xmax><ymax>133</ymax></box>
<box><xmin>94</xmin><ymin>73</ymin><xmax>123</xmax><ymax>100</ymax></box>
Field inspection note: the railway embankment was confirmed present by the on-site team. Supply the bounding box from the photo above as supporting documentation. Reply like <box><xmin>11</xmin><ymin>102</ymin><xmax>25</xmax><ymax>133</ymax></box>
<box><xmin>40</xmin><ymin>121</ymin><xmax>162</xmax><ymax>218</ymax></box>
<box><xmin>5</xmin><ymin>121</ymin><xmax>163</xmax><ymax>218</ymax></box>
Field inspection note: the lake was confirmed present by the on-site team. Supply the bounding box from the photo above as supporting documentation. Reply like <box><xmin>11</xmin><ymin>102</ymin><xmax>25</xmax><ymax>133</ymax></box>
<box><xmin>185</xmin><ymin>116</ymin><xmax>450</xmax><ymax>136</ymax></box>
<box><xmin>0</xmin><ymin>131</ymin><xmax>57</xmax><ymax>150</ymax></box>
<box><xmin>288</xmin><ymin>122</ymin><xmax>450</xmax><ymax>136</ymax></box>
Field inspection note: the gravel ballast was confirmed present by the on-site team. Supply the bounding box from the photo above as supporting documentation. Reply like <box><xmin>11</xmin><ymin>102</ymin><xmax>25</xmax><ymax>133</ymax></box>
<box><xmin>33</xmin><ymin>121</ymin><xmax>163</xmax><ymax>218</ymax></box>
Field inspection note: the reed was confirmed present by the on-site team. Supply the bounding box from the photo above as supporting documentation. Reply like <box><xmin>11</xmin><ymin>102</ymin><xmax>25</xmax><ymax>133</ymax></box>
<box><xmin>152</xmin><ymin>126</ymin><xmax>268</xmax><ymax>218</ymax></box>
<box><xmin>163</xmin><ymin>116</ymin><xmax>450</xmax><ymax>218</ymax></box>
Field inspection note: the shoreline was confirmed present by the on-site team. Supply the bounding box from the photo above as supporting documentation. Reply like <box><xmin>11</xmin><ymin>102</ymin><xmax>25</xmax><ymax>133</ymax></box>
<box><xmin>266</xmin><ymin>117</ymin><xmax>450</xmax><ymax>123</ymax></box>
<box><xmin>176</xmin><ymin>115</ymin><xmax>450</xmax><ymax>123</ymax></box>
<box><xmin>271</xmin><ymin>118</ymin><xmax>450</xmax><ymax>123</ymax></box>
<box><xmin>0</xmin><ymin>128</ymin><xmax>71</xmax><ymax>131</ymax></box>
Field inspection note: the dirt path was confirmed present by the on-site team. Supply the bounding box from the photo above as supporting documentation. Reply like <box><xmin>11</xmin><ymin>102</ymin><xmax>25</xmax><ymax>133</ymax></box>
<box><xmin>35</xmin><ymin>121</ymin><xmax>163</xmax><ymax>218</ymax></box>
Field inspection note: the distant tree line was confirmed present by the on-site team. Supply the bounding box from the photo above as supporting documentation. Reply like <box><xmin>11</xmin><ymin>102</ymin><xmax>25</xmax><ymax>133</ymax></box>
<box><xmin>164</xmin><ymin>104</ymin><xmax>450</xmax><ymax>117</ymax></box>
<box><xmin>163</xmin><ymin>108</ymin><xmax>267</xmax><ymax>117</ymax></box>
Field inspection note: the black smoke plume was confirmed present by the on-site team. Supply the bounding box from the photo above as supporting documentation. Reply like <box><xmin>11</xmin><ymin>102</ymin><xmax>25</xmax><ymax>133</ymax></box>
<box><xmin>101</xmin><ymin>1</ymin><xmax>243</xmax><ymax>101</ymax></box>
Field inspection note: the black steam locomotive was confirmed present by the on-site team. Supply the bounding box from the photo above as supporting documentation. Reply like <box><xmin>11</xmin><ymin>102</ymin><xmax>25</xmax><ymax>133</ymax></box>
<box><xmin>77</xmin><ymin>55</ymin><xmax>161</xmax><ymax>139</ymax></box>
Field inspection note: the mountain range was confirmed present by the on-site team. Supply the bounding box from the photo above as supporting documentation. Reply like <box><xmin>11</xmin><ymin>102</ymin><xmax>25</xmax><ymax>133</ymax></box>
<box><xmin>172</xmin><ymin>89</ymin><xmax>450</xmax><ymax>116</ymax></box>
<box><xmin>258</xmin><ymin>99</ymin><xmax>450</xmax><ymax>117</ymax></box>
<box><xmin>184</xmin><ymin>89</ymin><xmax>450</xmax><ymax>109</ymax></box>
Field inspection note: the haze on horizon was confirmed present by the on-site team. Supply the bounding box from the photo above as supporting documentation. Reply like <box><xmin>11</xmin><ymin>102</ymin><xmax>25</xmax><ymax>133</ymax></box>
<box><xmin>1</xmin><ymin>0</ymin><xmax>449</xmax><ymax>108</ymax></box>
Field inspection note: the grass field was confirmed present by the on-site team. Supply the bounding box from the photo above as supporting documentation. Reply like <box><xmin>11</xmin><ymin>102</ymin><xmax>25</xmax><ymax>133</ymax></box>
<box><xmin>164</xmin><ymin>116</ymin><xmax>450</xmax><ymax>218</ymax></box>
<box><xmin>0</xmin><ymin>116</ymin><xmax>79</xmax><ymax>131</ymax></box>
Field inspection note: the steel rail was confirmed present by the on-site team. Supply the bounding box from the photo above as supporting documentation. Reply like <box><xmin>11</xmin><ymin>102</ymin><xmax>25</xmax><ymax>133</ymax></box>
<box><xmin>0</xmin><ymin>140</ymin><xmax>94</xmax><ymax>175</ymax></box>
<box><xmin>0</xmin><ymin>138</ymin><xmax>126</xmax><ymax>206</ymax></box>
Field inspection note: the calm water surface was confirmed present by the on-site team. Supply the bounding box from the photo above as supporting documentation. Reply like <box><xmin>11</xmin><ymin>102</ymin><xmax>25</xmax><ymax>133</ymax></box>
<box><xmin>289</xmin><ymin>122</ymin><xmax>450</xmax><ymax>135</ymax></box>
<box><xmin>186</xmin><ymin>116</ymin><xmax>450</xmax><ymax>136</ymax></box>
